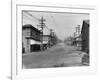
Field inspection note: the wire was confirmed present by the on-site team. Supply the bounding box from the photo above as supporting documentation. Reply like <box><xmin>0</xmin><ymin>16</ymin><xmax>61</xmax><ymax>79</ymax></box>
<box><xmin>23</xmin><ymin>11</ymin><xmax>51</xmax><ymax>32</ymax></box>
<box><xmin>51</xmin><ymin>15</ymin><xmax>58</xmax><ymax>28</ymax></box>
<box><xmin>23</xmin><ymin>12</ymin><xmax>37</xmax><ymax>23</ymax></box>
<box><xmin>24</xmin><ymin>11</ymin><xmax>39</xmax><ymax>21</ymax></box>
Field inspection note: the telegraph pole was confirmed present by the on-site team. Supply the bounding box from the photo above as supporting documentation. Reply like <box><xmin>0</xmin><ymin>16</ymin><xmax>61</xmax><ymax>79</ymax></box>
<box><xmin>73</xmin><ymin>32</ymin><xmax>76</xmax><ymax>38</ymax></box>
<box><xmin>76</xmin><ymin>25</ymin><xmax>80</xmax><ymax>37</ymax></box>
<box><xmin>77</xmin><ymin>25</ymin><xmax>80</xmax><ymax>36</ymax></box>
<box><xmin>38</xmin><ymin>16</ymin><xmax>46</xmax><ymax>51</ymax></box>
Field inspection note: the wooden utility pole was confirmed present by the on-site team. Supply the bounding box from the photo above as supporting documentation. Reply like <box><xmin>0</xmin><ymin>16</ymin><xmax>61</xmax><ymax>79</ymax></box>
<box><xmin>76</xmin><ymin>25</ymin><xmax>80</xmax><ymax>37</ymax></box>
<box><xmin>38</xmin><ymin>16</ymin><xmax>46</xmax><ymax>51</ymax></box>
<box><xmin>77</xmin><ymin>25</ymin><xmax>80</xmax><ymax>36</ymax></box>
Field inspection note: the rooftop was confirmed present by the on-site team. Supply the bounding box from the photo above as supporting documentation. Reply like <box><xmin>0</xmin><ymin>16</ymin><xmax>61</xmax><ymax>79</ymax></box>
<box><xmin>83</xmin><ymin>20</ymin><xmax>89</xmax><ymax>25</ymax></box>
<box><xmin>22</xmin><ymin>24</ymin><xmax>41</xmax><ymax>33</ymax></box>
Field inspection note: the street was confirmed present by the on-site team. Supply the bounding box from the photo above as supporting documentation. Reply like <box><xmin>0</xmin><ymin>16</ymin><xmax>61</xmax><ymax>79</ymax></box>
<box><xmin>22</xmin><ymin>43</ymin><xmax>85</xmax><ymax>69</ymax></box>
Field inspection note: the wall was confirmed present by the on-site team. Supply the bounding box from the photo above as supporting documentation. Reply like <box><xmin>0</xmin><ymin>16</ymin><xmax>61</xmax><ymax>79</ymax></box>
<box><xmin>22</xmin><ymin>29</ymin><xmax>31</xmax><ymax>53</ymax></box>
<box><xmin>81</xmin><ymin>20</ymin><xmax>89</xmax><ymax>53</ymax></box>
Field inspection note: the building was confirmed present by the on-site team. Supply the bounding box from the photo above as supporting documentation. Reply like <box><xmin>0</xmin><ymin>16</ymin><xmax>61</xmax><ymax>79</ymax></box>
<box><xmin>43</xmin><ymin>35</ymin><xmax>50</xmax><ymax>43</ymax></box>
<box><xmin>71</xmin><ymin>25</ymin><xmax>82</xmax><ymax>50</ymax></box>
<box><xmin>42</xmin><ymin>35</ymin><xmax>51</xmax><ymax>50</ymax></box>
<box><xmin>22</xmin><ymin>24</ymin><xmax>42</xmax><ymax>53</ymax></box>
<box><xmin>42</xmin><ymin>34</ymin><xmax>58</xmax><ymax>49</ymax></box>
<box><xmin>73</xmin><ymin>35</ymin><xmax>82</xmax><ymax>50</ymax></box>
<box><xmin>81</xmin><ymin>20</ymin><xmax>89</xmax><ymax>54</ymax></box>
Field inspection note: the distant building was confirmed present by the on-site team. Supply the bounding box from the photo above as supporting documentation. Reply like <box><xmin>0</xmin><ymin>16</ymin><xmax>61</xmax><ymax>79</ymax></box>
<box><xmin>42</xmin><ymin>34</ymin><xmax>58</xmax><ymax>48</ymax></box>
<box><xmin>73</xmin><ymin>35</ymin><xmax>82</xmax><ymax>50</ymax></box>
<box><xmin>43</xmin><ymin>35</ymin><xmax>50</xmax><ymax>44</ymax></box>
<box><xmin>81</xmin><ymin>20</ymin><xmax>89</xmax><ymax>53</ymax></box>
<box><xmin>42</xmin><ymin>35</ymin><xmax>51</xmax><ymax>50</ymax></box>
<box><xmin>22</xmin><ymin>24</ymin><xmax>42</xmax><ymax>53</ymax></box>
<box><xmin>71</xmin><ymin>25</ymin><xmax>82</xmax><ymax>50</ymax></box>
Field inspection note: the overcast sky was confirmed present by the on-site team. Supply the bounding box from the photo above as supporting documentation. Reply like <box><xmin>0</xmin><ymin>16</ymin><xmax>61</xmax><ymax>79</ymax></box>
<box><xmin>22</xmin><ymin>11</ymin><xmax>89</xmax><ymax>40</ymax></box>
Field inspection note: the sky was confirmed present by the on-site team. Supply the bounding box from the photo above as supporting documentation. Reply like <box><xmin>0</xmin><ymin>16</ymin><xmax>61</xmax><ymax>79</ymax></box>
<box><xmin>22</xmin><ymin>11</ymin><xmax>89</xmax><ymax>40</ymax></box>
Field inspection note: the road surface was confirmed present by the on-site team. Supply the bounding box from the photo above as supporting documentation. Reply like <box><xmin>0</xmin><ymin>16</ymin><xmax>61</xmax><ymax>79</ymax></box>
<box><xmin>22</xmin><ymin>42</ymin><xmax>86</xmax><ymax>69</ymax></box>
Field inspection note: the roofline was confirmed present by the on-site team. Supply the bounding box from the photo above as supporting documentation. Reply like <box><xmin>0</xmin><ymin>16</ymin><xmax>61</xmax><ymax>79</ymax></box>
<box><xmin>22</xmin><ymin>24</ymin><xmax>41</xmax><ymax>33</ymax></box>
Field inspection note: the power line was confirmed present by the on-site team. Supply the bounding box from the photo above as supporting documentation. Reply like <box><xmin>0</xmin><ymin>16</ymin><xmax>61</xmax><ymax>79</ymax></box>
<box><xmin>45</xmin><ymin>25</ymin><xmax>50</xmax><ymax>31</ymax></box>
<box><xmin>51</xmin><ymin>15</ymin><xmax>58</xmax><ymax>28</ymax></box>
<box><xmin>23</xmin><ymin>12</ymin><xmax>38</xmax><ymax>24</ymax></box>
<box><xmin>37</xmin><ymin>16</ymin><xmax>46</xmax><ymax>51</ymax></box>
<box><xmin>24</xmin><ymin>11</ymin><xmax>39</xmax><ymax>21</ymax></box>
<box><xmin>24</xmin><ymin>11</ymin><xmax>50</xmax><ymax>31</ymax></box>
<box><xmin>24</xmin><ymin>11</ymin><xmax>51</xmax><ymax>32</ymax></box>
